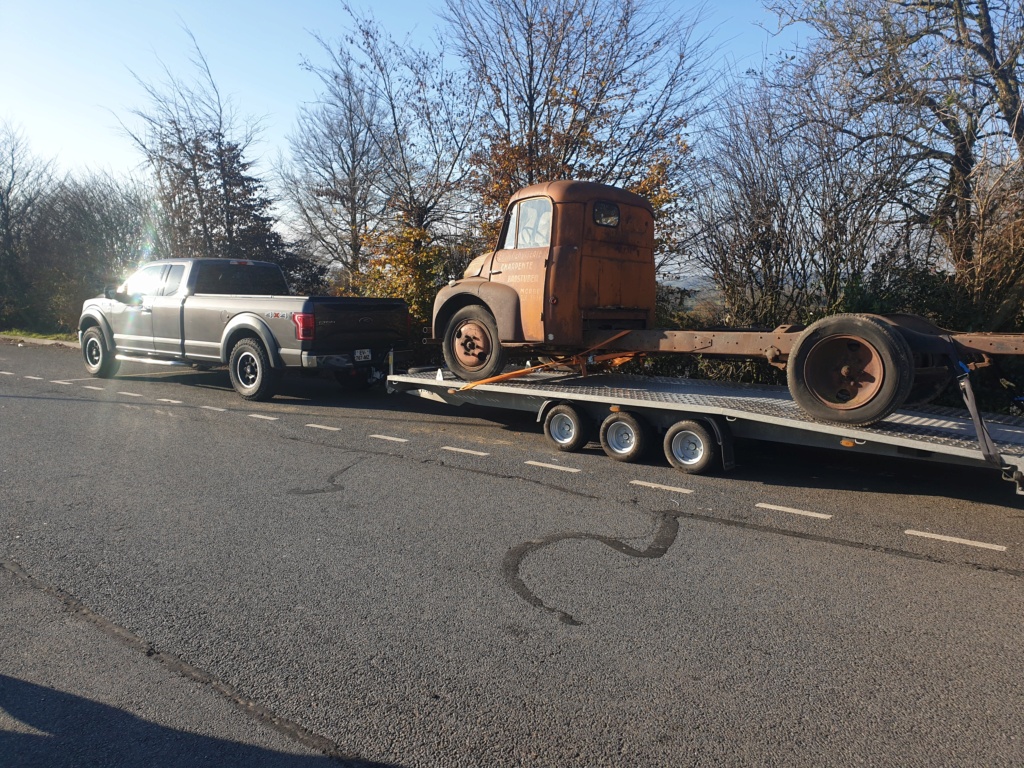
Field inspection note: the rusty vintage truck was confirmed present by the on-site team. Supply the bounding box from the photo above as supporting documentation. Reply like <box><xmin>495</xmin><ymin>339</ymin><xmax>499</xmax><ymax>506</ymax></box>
<box><xmin>430</xmin><ymin>179</ymin><xmax>1024</xmax><ymax>428</ymax></box>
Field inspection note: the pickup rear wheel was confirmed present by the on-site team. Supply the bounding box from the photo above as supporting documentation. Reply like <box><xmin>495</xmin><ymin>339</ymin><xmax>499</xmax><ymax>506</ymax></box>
<box><xmin>228</xmin><ymin>338</ymin><xmax>279</xmax><ymax>401</ymax></box>
<box><xmin>443</xmin><ymin>305</ymin><xmax>507</xmax><ymax>381</ymax></box>
<box><xmin>82</xmin><ymin>327</ymin><xmax>120</xmax><ymax>378</ymax></box>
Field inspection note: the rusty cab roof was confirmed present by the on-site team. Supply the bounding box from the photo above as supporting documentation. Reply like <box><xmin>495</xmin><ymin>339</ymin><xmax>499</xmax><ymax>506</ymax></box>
<box><xmin>509</xmin><ymin>180</ymin><xmax>654</xmax><ymax>214</ymax></box>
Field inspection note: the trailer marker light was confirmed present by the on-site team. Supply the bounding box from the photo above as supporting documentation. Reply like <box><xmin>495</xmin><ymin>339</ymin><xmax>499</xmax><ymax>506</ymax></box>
<box><xmin>840</xmin><ymin>439</ymin><xmax>856</xmax><ymax>447</ymax></box>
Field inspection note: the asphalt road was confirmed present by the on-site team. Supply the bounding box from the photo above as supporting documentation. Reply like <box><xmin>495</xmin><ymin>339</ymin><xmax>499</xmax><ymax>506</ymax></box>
<box><xmin>2</xmin><ymin>337</ymin><xmax>1023</xmax><ymax>767</ymax></box>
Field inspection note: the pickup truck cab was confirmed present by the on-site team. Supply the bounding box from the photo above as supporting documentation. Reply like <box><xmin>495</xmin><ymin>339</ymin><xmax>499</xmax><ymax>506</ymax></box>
<box><xmin>79</xmin><ymin>258</ymin><xmax>409</xmax><ymax>400</ymax></box>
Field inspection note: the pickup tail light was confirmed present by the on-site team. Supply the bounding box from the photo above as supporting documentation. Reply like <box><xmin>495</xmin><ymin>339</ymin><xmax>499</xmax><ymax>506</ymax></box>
<box><xmin>292</xmin><ymin>312</ymin><xmax>315</xmax><ymax>341</ymax></box>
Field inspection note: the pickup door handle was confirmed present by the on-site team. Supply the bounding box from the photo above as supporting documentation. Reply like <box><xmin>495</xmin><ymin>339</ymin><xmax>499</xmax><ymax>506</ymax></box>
<box><xmin>489</xmin><ymin>270</ymin><xmax>502</xmax><ymax>276</ymax></box>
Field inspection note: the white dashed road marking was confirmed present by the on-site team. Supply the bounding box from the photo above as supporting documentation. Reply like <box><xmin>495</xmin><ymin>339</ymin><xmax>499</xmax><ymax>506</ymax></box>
<box><xmin>756</xmin><ymin>503</ymin><xmax>832</xmax><ymax>520</ymax></box>
<box><xmin>200</xmin><ymin>406</ymin><xmax>226</xmax><ymax>412</ymax></box>
<box><xmin>306</xmin><ymin>424</ymin><xmax>341</xmax><ymax>432</ymax></box>
<box><xmin>118</xmin><ymin>392</ymin><xmax>143</xmax><ymax>398</ymax></box>
<box><xmin>525</xmin><ymin>461</ymin><xmax>580</xmax><ymax>473</ymax></box>
<box><xmin>630</xmin><ymin>480</ymin><xmax>693</xmax><ymax>494</ymax></box>
<box><xmin>370</xmin><ymin>434</ymin><xmax>408</xmax><ymax>443</ymax></box>
<box><xmin>24</xmin><ymin>376</ymin><xmax>42</xmax><ymax>380</ymax></box>
<box><xmin>49</xmin><ymin>380</ymin><xmax>73</xmax><ymax>385</ymax></box>
<box><xmin>441</xmin><ymin>446</ymin><xmax>490</xmax><ymax>457</ymax></box>
<box><xmin>905</xmin><ymin>530</ymin><xmax>1006</xmax><ymax>552</ymax></box>
<box><xmin>158</xmin><ymin>398</ymin><xmax>182</xmax><ymax>404</ymax></box>
<box><xmin>1</xmin><ymin>371</ymin><xmax>14</xmax><ymax>375</ymax></box>
<box><xmin>82</xmin><ymin>386</ymin><xmax>104</xmax><ymax>391</ymax></box>
<box><xmin>249</xmin><ymin>414</ymin><xmax>278</xmax><ymax>421</ymax></box>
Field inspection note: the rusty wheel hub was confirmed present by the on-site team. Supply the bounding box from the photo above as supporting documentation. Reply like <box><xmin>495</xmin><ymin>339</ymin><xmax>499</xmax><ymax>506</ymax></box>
<box><xmin>802</xmin><ymin>334</ymin><xmax>884</xmax><ymax>410</ymax></box>
<box><xmin>454</xmin><ymin>321</ymin><xmax>492</xmax><ymax>371</ymax></box>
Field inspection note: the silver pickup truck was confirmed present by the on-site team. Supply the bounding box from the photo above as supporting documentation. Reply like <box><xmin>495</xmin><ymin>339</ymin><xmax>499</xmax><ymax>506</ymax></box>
<box><xmin>78</xmin><ymin>258</ymin><xmax>410</xmax><ymax>400</ymax></box>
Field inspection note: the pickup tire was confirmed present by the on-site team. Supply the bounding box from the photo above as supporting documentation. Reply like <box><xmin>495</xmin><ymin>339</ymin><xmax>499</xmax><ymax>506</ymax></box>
<box><xmin>228</xmin><ymin>337</ymin><xmax>279</xmax><ymax>401</ymax></box>
<box><xmin>82</xmin><ymin>326</ymin><xmax>120</xmax><ymax>378</ymax></box>
<box><xmin>443</xmin><ymin>305</ymin><xmax>507</xmax><ymax>381</ymax></box>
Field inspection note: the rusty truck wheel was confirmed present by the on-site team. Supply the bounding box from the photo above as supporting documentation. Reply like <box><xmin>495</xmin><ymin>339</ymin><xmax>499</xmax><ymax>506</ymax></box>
<box><xmin>787</xmin><ymin>315</ymin><xmax>914</xmax><ymax>426</ymax></box>
<box><xmin>442</xmin><ymin>305</ymin><xmax>507</xmax><ymax>381</ymax></box>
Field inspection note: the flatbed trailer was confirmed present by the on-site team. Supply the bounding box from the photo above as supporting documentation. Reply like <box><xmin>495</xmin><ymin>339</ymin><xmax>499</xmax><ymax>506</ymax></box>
<box><xmin>387</xmin><ymin>368</ymin><xmax>1024</xmax><ymax>494</ymax></box>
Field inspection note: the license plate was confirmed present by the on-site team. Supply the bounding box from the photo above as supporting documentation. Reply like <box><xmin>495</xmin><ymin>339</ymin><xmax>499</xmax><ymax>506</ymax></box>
<box><xmin>354</xmin><ymin>348</ymin><xmax>372</xmax><ymax>362</ymax></box>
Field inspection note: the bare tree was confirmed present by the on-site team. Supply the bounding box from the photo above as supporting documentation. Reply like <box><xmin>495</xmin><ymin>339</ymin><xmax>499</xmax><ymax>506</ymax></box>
<box><xmin>123</xmin><ymin>31</ymin><xmax>303</xmax><ymax>275</ymax></box>
<box><xmin>0</xmin><ymin>122</ymin><xmax>54</xmax><ymax>326</ymax></box>
<box><xmin>769</xmin><ymin>0</ymin><xmax>1024</xmax><ymax>318</ymax></box>
<box><xmin>686</xmin><ymin>75</ymin><xmax>942</xmax><ymax>328</ymax></box>
<box><xmin>444</xmin><ymin>0</ymin><xmax>712</xmax><ymax>212</ymax></box>
<box><xmin>279</xmin><ymin>56</ymin><xmax>384</xmax><ymax>289</ymax></box>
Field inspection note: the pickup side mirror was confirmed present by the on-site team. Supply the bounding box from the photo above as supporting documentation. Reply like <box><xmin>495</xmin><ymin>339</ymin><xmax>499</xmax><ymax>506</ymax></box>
<box><xmin>104</xmin><ymin>285</ymin><xmax>118</xmax><ymax>300</ymax></box>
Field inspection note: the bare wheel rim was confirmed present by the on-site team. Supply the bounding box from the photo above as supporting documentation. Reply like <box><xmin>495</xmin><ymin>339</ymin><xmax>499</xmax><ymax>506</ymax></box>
<box><xmin>802</xmin><ymin>334</ymin><xmax>884</xmax><ymax>410</ymax></box>
<box><xmin>236</xmin><ymin>351</ymin><xmax>260</xmax><ymax>387</ymax></box>
<box><xmin>670</xmin><ymin>431</ymin><xmax>704</xmax><ymax>465</ymax></box>
<box><xmin>453</xmin><ymin>320</ymin><xmax>493</xmax><ymax>372</ymax></box>
<box><xmin>85</xmin><ymin>338</ymin><xmax>102</xmax><ymax>367</ymax></box>
<box><xmin>606</xmin><ymin>421</ymin><xmax>636</xmax><ymax>454</ymax></box>
<box><xmin>549</xmin><ymin>413</ymin><xmax>577</xmax><ymax>445</ymax></box>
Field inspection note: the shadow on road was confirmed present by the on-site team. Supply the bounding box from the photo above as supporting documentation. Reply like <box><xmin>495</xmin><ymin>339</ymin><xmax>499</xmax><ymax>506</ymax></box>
<box><xmin>0</xmin><ymin>675</ymin><xmax>400</xmax><ymax>768</ymax></box>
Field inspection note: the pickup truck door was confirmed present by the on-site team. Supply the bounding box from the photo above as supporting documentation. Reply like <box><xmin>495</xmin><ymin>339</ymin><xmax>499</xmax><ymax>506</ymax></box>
<box><xmin>108</xmin><ymin>263</ymin><xmax>165</xmax><ymax>353</ymax></box>
<box><xmin>148</xmin><ymin>264</ymin><xmax>188</xmax><ymax>355</ymax></box>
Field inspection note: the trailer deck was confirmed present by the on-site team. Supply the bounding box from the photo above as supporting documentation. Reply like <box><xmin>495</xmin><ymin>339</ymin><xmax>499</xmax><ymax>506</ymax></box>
<box><xmin>388</xmin><ymin>369</ymin><xmax>1024</xmax><ymax>490</ymax></box>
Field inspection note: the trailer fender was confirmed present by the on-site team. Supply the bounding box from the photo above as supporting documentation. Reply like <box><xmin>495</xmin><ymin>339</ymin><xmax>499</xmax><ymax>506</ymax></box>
<box><xmin>433</xmin><ymin>280</ymin><xmax>525</xmax><ymax>342</ymax></box>
<box><xmin>701</xmin><ymin>415</ymin><xmax>735</xmax><ymax>471</ymax></box>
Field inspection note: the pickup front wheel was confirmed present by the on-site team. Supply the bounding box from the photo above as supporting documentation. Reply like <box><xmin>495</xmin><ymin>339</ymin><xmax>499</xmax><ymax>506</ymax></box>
<box><xmin>82</xmin><ymin>327</ymin><xmax>120</xmax><ymax>378</ymax></box>
<box><xmin>228</xmin><ymin>338</ymin><xmax>279</xmax><ymax>401</ymax></box>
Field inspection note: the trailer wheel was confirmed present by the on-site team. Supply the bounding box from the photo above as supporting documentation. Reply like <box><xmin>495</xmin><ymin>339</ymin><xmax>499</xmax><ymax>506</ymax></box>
<box><xmin>599</xmin><ymin>412</ymin><xmax>650</xmax><ymax>462</ymax></box>
<box><xmin>442</xmin><ymin>305</ymin><xmax>507</xmax><ymax>381</ymax></box>
<box><xmin>663</xmin><ymin>420</ymin><xmax>716</xmax><ymax>474</ymax></box>
<box><xmin>228</xmin><ymin>337</ymin><xmax>279</xmax><ymax>401</ymax></box>
<box><xmin>543</xmin><ymin>404</ymin><xmax>592</xmax><ymax>452</ymax></box>
<box><xmin>81</xmin><ymin>326</ymin><xmax>120</xmax><ymax>378</ymax></box>
<box><xmin>787</xmin><ymin>315</ymin><xmax>914</xmax><ymax>426</ymax></box>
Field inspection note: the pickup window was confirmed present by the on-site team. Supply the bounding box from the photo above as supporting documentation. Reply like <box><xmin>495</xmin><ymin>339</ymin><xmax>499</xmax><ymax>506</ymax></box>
<box><xmin>193</xmin><ymin>262</ymin><xmax>290</xmax><ymax>295</ymax></box>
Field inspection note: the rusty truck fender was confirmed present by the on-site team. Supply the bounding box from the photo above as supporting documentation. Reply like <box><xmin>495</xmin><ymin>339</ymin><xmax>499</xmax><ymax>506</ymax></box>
<box><xmin>433</xmin><ymin>279</ymin><xmax>527</xmax><ymax>343</ymax></box>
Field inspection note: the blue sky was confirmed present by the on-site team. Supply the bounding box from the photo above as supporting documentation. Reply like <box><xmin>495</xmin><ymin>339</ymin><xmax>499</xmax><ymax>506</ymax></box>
<box><xmin>0</xmin><ymin>0</ymin><xmax>798</xmax><ymax>178</ymax></box>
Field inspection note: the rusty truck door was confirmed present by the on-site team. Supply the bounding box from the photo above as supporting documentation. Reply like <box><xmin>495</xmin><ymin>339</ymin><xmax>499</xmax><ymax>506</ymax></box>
<box><xmin>487</xmin><ymin>196</ymin><xmax>552</xmax><ymax>342</ymax></box>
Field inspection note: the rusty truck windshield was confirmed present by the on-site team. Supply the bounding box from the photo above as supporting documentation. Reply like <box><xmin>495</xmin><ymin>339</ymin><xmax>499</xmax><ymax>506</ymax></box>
<box><xmin>501</xmin><ymin>197</ymin><xmax>552</xmax><ymax>249</ymax></box>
